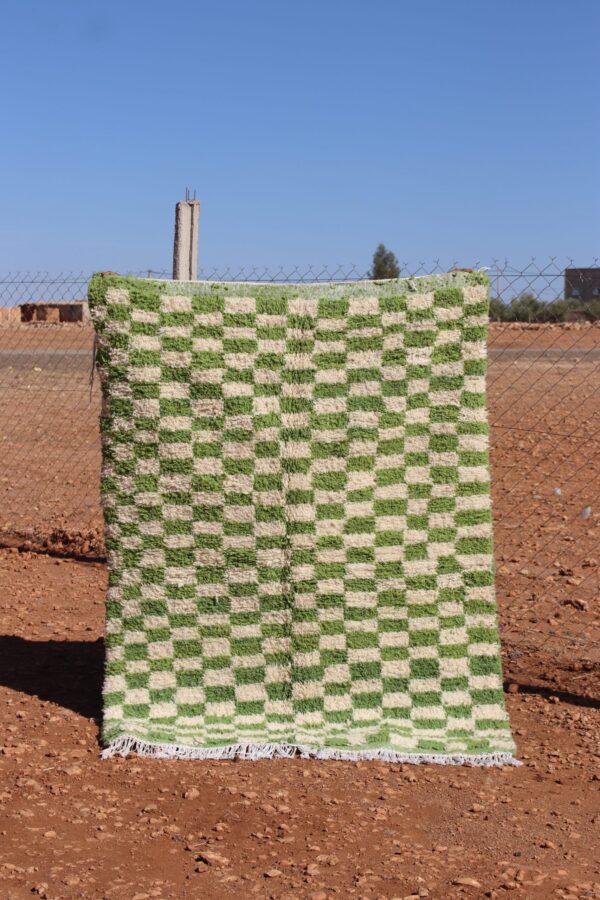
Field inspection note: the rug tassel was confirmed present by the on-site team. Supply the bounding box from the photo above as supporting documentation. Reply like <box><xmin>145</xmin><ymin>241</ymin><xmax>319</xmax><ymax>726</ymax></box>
<box><xmin>101</xmin><ymin>735</ymin><xmax>520</xmax><ymax>767</ymax></box>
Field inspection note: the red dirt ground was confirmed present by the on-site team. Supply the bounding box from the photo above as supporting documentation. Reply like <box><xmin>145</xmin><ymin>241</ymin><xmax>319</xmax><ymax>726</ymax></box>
<box><xmin>0</xmin><ymin>323</ymin><xmax>599</xmax><ymax>898</ymax></box>
<box><xmin>1</xmin><ymin>551</ymin><xmax>599</xmax><ymax>900</ymax></box>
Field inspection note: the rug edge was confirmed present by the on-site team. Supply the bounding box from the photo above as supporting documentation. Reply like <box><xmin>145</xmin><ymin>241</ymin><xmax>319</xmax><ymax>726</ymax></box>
<box><xmin>102</xmin><ymin>735</ymin><xmax>520</xmax><ymax>767</ymax></box>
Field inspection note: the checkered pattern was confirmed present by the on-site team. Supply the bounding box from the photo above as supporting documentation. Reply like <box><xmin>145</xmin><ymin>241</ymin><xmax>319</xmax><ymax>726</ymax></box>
<box><xmin>89</xmin><ymin>272</ymin><xmax>516</xmax><ymax>760</ymax></box>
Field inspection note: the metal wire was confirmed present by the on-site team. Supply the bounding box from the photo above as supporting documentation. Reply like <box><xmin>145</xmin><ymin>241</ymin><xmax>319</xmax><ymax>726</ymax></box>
<box><xmin>0</xmin><ymin>260</ymin><xmax>598</xmax><ymax>682</ymax></box>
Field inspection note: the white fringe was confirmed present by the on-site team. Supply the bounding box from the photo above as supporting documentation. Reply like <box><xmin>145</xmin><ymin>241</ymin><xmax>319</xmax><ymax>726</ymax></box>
<box><xmin>102</xmin><ymin>734</ymin><xmax>520</xmax><ymax>767</ymax></box>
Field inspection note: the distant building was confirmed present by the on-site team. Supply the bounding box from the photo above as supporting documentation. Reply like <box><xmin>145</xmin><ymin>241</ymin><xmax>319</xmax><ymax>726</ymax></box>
<box><xmin>19</xmin><ymin>301</ymin><xmax>89</xmax><ymax>324</ymax></box>
<box><xmin>564</xmin><ymin>268</ymin><xmax>600</xmax><ymax>302</ymax></box>
<box><xmin>0</xmin><ymin>307</ymin><xmax>21</xmax><ymax>324</ymax></box>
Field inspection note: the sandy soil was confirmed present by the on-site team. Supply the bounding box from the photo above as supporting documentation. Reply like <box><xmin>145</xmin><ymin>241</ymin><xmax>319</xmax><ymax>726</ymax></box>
<box><xmin>0</xmin><ymin>550</ymin><xmax>599</xmax><ymax>900</ymax></box>
<box><xmin>0</xmin><ymin>326</ymin><xmax>100</xmax><ymax>543</ymax></box>
<box><xmin>487</xmin><ymin>326</ymin><xmax>600</xmax><ymax>675</ymax></box>
<box><xmin>489</xmin><ymin>321</ymin><xmax>600</xmax><ymax>351</ymax></box>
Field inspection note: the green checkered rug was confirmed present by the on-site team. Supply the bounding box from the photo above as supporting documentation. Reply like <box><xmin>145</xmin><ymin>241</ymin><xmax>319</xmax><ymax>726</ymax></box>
<box><xmin>89</xmin><ymin>271</ymin><xmax>518</xmax><ymax>765</ymax></box>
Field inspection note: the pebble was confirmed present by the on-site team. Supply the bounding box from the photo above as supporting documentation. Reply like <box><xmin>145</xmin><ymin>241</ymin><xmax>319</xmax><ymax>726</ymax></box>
<box><xmin>196</xmin><ymin>851</ymin><xmax>230</xmax><ymax>867</ymax></box>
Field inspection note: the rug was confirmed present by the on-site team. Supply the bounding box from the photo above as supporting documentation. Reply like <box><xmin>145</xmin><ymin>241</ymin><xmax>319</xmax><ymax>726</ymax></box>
<box><xmin>89</xmin><ymin>271</ymin><xmax>518</xmax><ymax>765</ymax></box>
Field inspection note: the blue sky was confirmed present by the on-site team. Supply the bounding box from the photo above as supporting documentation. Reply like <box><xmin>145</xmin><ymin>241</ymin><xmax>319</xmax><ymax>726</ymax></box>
<box><xmin>1</xmin><ymin>0</ymin><xmax>598</xmax><ymax>274</ymax></box>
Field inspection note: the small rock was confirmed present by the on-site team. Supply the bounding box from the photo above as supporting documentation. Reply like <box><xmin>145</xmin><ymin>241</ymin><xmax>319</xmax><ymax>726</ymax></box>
<box><xmin>31</xmin><ymin>885</ymin><xmax>48</xmax><ymax>898</ymax></box>
<box><xmin>264</xmin><ymin>868</ymin><xmax>282</xmax><ymax>878</ymax></box>
<box><xmin>564</xmin><ymin>598</ymin><xmax>589</xmax><ymax>612</ymax></box>
<box><xmin>452</xmin><ymin>877</ymin><xmax>481</xmax><ymax>888</ymax></box>
<box><xmin>196</xmin><ymin>851</ymin><xmax>230</xmax><ymax>867</ymax></box>
<box><xmin>184</xmin><ymin>788</ymin><xmax>200</xmax><ymax>800</ymax></box>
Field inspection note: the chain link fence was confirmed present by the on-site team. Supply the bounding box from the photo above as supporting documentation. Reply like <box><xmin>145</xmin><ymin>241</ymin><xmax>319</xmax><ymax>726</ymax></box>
<box><xmin>1</xmin><ymin>259</ymin><xmax>598</xmax><ymax>695</ymax></box>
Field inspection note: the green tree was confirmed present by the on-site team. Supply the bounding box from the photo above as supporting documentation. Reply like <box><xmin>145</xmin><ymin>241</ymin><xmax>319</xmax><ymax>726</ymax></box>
<box><xmin>488</xmin><ymin>293</ymin><xmax>594</xmax><ymax>323</ymax></box>
<box><xmin>369</xmin><ymin>243</ymin><xmax>400</xmax><ymax>280</ymax></box>
<box><xmin>488</xmin><ymin>297</ymin><xmax>509</xmax><ymax>321</ymax></box>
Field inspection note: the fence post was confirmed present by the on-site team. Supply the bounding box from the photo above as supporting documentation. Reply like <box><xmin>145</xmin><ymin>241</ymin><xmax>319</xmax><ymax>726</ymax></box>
<box><xmin>172</xmin><ymin>196</ymin><xmax>200</xmax><ymax>281</ymax></box>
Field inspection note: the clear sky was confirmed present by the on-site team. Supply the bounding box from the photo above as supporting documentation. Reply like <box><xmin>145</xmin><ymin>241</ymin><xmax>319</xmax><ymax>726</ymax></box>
<box><xmin>1</xmin><ymin>0</ymin><xmax>598</xmax><ymax>274</ymax></box>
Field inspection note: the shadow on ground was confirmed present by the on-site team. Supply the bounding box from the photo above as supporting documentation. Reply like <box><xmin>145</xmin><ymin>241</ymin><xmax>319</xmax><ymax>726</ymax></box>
<box><xmin>0</xmin><ymin>635</ymin><xmax>104</xmax><ymax>722</ymax></box>
<box><xmin>1</xmin><ymin>635</ymin><xmax>597</xmax><ymax>728</ymax></box>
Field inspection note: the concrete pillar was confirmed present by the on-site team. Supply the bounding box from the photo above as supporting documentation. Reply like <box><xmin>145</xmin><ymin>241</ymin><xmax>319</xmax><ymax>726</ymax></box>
<box><xmin>172</xmin><ymin>198</ymin><xmax>200</xmax><ymax>281</ymax></box>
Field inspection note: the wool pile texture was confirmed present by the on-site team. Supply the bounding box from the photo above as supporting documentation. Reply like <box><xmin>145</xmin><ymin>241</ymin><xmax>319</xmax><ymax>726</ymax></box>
<box><xmin>89</xmin><ymin>272</ymin><xmax>518</xmax><ymax>765</ymax></box>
